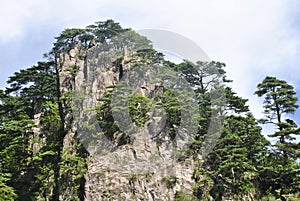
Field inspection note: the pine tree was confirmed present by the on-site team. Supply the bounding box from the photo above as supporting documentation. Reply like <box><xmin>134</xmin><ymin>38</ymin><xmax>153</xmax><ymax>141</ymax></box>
<box><xmin>0</xmin><ymin>173</ymin><xmax>17</xmax><ymax>201</ymax></box>
<box><xmin>194</xmin><ymin>113</ymin><xmax>269</xmax><ymax>200</ymax></box>
<box><xmin>2</xmin><ymin>19</ymin><xmax>300</xmax><ymax>200</ymax></box>
<box><xmin>255</xmin><ymin>76</ymin><xmax>300</xmax><ymax>199</ymax></box>
<box><xmin>255</xmin><ymin>76</ymin><xmax>299</xmax><ymax>158</ymax></box>
<box><xmin>0</xmin><ymin>90</ymin><xmax>34</xmax><ymax>199</ymax></box>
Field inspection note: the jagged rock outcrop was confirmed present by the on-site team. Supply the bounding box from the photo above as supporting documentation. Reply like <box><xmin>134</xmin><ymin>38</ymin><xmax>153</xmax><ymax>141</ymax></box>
<box><xmin>56</xmin><ymin>36</ymin><xmax>196</xmax><ymax>200</ymax></box>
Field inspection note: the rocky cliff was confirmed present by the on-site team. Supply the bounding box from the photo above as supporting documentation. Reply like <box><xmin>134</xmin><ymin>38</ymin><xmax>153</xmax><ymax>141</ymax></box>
<box><xmin>56</xmin><ymin>32</ymin><xmax>197</xmax><ymax>200</ymax></box>
<box><xmin>4</xmin><ymin>19</ymin><xmax>298</xmax><ymax>201</ymax></box>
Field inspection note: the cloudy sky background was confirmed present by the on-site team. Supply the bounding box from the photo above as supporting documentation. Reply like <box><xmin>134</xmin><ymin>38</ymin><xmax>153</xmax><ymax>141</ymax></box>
<box><xmin>0</xmin><ymin>0</ymin><xmax>299</xmax><ymax>141</ymax></box>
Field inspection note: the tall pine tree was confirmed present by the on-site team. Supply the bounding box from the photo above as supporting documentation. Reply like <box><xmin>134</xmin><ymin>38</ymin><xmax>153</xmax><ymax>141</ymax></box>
<box><xmin>255</xmin><ymin>76</ymin><xmax>300</xmax><ymax>199</ymax></box>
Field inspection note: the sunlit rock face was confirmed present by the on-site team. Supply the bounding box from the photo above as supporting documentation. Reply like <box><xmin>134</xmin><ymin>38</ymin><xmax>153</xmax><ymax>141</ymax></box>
<box><xmin>56</xmin><ymin>37</ymin><xmax>196</xmax><ymax>200</ymax></box>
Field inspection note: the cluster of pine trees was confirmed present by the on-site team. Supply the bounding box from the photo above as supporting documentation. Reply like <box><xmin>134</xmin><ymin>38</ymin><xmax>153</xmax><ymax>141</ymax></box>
<box><xmin>0</xmin><ymin>20</ymin><xmax>299</xmax><ymax>200</ymax></box>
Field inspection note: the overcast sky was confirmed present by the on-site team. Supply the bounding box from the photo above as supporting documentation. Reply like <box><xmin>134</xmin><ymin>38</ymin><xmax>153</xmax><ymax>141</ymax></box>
<box><xmin>0</xmin><ymin>0</ymin><xmax>299</xmax><ymax>137</ymax></box>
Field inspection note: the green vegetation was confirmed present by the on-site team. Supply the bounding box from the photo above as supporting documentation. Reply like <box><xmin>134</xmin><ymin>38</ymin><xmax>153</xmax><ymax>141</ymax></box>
<box><xmin>255</xmin><ymin>76</ymin><xmax>300</xmax><ymax>199</ymax></box>
<box><xmin>0</xmin><ymin>19</ymin><xmax>299</xmax><ymax>200</ymax></box>
<box><xmin>162</xmin><ymin>176</ymin><xmax>178</xmax><ymax>189</ymax></box>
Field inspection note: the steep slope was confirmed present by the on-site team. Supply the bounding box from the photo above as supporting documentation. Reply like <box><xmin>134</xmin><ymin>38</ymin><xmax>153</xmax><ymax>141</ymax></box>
<box><xmin>3</xmin><ymin>20</ymin><xmax>297</xmax><ymax>201</ymax></box>
<box><xmin>55</xmin><ymin>29</ymin><xmax>197</xmax><ymax>200</ymax></box>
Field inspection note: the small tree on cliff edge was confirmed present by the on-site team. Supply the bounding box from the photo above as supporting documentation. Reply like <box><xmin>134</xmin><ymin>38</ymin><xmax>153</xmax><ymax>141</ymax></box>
<box><xmin>255</xmin><ymin>76</ymin><xmax>299</xmax><ymax>159</ymax></box>
<box><xmin>255</xmin><ymin>76</ymin><xmax>300</xmax><ymax>199</ymax></box>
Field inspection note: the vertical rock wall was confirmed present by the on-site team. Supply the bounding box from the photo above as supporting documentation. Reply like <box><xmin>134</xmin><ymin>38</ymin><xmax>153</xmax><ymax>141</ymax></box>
<box><xmin>56</xmin><ymin>42</ymin><xmax>196</xmax><ymax>200</ymax></box>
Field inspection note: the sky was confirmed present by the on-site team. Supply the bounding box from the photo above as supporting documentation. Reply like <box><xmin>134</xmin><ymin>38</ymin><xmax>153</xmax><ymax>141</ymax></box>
<box><xmin>0</xmin><ymin>0</ymin><xmax>299</xmax><ymax>140</ymax></box>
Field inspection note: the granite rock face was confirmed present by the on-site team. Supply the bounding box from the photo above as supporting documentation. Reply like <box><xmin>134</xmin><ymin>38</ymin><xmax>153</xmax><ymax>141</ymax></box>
<box><xmin>56</xmin><ymin>40</ymin><xmax>196</xmax><ymax>200</ymax></box>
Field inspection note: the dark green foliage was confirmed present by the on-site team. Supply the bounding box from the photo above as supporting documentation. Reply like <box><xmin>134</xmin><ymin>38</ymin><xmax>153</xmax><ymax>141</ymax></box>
<box><xmin>255</xmin><ymin>76</ymin><xmax>300</xmax><ymax>158</ymax></box>
<box><xmin>0</xmin><ymin>174</ymin><xmax>17</xmax><ymax>201</ymax></box>
<box><xmin>96</xmin><ymin>84</ymin><xmax>181</xmax><ymax>145</ymax></box>
<box><xmin>128</xmin><ymin>94</ymin><xmax>152</xmax><ymax>127</ymax></box>
<box><xmin>175</xmin><ymin>61</ymin><xmax>226</xmax><ymax>95</ymax></box>
<box><xmin>156</xmin><ymin>89</ymin><xmax>181</xmax><ymax>127</ymax></box>
<box><xmin>86</xmin><ymin>19</ymin><xmax>127</xmax><ymax>43</ymax></box>
<box><xmin>258</xmin><ymin>153</ymin><xmax>300</xmax><ymax>199</ymax></box>
<box><xmin>53</xmin><ymin>28</ymin><xmax>86</xmax><ymax>52</ymax></box>
<box><xmin>255</xmin><ymin>76</ymin><xmax>298</xmax><ymax>116</ymax></box>
<box><xmin>224</xmin><ymin>87</ymin><xmax>249</xmax><ymax>113</ymax></box>
<box><xmin>0</xmin><ymin>90</ymin><xmax>34</xmax><ymax>200</ymax></box>
<box><xmin>110</xmin><ymin>29</ymin><xmax>152</xmax><ymax>52</ymax></box>
<box><xmin>162</xmin><ymin>176</ymin><xmax>178</xmax><ymax>189</ymax></box>
<box><xmin>52</xmin><ymin>19</ymin><xmax>131</xmax><ymax>54</ymax></box>
<box><xmin>6</xmin><ymin>61</ymin><xmax>57</xmax><ymax>117</ymax></box>
<box><xmin>2</xmin><ymin>59</ymin><xmax>62</xmax><ymax>200</ymax></box>
<box><xmin>126</xmin><ymin>49</ymin><xmax>164</xmax><ymax>67</ymax></box>
<box><xmin>0</xmin><ymin>19</ymin><xmax>138</xmax><ymax>200</ymax></box>
<box><xmin>195</xmin><ymin>114</ymin><xmax>269</xmax><ymax>200</ymax></box>
<box><xmin>255</xmin><ymin>76</ymin><xmax>300</xmax><ymax>199</ymax></box>
<box><xmin>174</xmin><ymin>190</ymin><xmax>198</xmax><ymax>201</ymax></box>
<box><xmin>1</xmin><ymin>19</ymin><xmax>300</xmax><ymax>201</ymax></box>
<box><xmin>96</xmin><ymin>87</ymin><xmax>123</xmax><ymax>142</ymax></box>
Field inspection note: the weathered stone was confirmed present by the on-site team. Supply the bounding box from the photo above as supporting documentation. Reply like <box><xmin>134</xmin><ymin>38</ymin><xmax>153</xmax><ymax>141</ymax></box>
<box><xmin>57</xmin><ymin>42</ymin><xmax>195</xmax><ymax>200</ymax></box>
